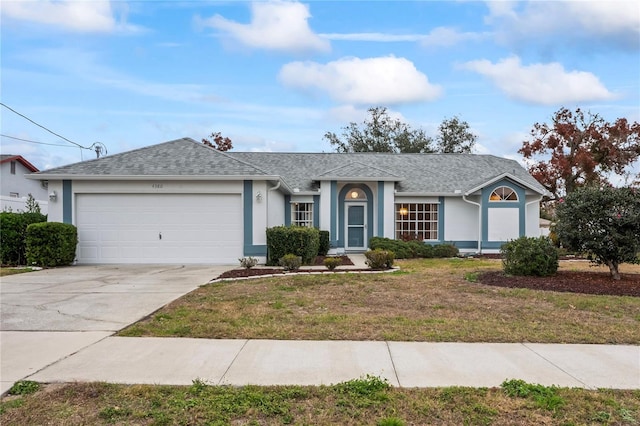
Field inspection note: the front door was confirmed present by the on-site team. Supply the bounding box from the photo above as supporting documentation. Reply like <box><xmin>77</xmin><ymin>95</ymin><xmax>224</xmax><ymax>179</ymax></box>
<box><xmin>346</xmin><ymin>202</ymin><xmax>367</xmax><ymax>251</ymax></box>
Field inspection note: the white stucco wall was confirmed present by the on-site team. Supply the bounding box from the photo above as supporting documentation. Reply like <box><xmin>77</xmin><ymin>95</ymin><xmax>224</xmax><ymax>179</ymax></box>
<box><xmin>383</xmin><ymin>181</ymin><xmax>395</xmax><ymax>239</ymax></box>
<box><xmin>1</xmin><ymin>161</ymin><xmax>49</xmax><ymax>213</ymax></box>
<box><xmin>319</xmin><ymin>181</ymin><xmax>332</xmax><ymax>234</ymax></box>
<box><xmin>252</xmin><ymin>181</ymin><xmax>268</xmax><ymax>245</ymax></box>
<box><xmin>443</xmin><ymin>196</ymin><xmax>479</xmax><ymax>242</ymax></box>
<box><xmin>267</xmin><ymin>187</ymin><xmax>285</xmax><ymax>228</ymax></box>
<box><xmin>525</xmin><ymin>196</ymin><xmax>542</xmax><ymax>237</ymax></box>
<box><xmin>45</xmin><ymin>180</ymin><xmax>64</xmax><ymax>222</ymax></box>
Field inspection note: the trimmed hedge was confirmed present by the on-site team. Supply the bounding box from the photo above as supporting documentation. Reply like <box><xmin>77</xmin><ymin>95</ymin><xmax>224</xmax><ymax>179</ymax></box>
<box><xmin>501</xmin><ymin>236</ymin><xmax>558</xmax><ymax>277</ymax></box>
<box><xmin>0</xmin><ymin>212</ymin><xmax>47</xmax><ymax>265</ymax></box>
<box><xmin>369</xmin><ymin>237</ymin><xmax>458</xmax><ymax>259</ymax></box>
<box><xmin>266</xmin><ymin>226</ymin><xmax>320</xmax><ymax>266</ymax></box>
<box><xmin>318</xmin><ymin>230</ymin><xmax>330</xmax><ymax>256</ymax></box>
<box><xmin>25</xmin><ymin>222</ymin><xmax>78</xmax><ymax>267</ymax></box>
<box><xmin>365</xmin><ymin>249</ymin><xmax>395</xmax><ymax>269</ymax></box>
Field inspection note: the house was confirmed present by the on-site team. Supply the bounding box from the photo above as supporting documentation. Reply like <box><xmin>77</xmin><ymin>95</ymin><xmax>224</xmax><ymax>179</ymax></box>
<box><xmin>0</xmin><ymin>154</ymin><xmax>49</xmax><ymax>214</ymax></box>
<box><xmin>29</xmin><ymin>137</ymin><xmax>548</xmax><ymax>264</ymax></box>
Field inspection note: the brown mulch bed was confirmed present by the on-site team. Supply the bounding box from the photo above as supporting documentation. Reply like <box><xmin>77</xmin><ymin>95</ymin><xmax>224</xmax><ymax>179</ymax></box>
<box><xmin>478</xmin><ymin>271</ymin><xmax>640</xmax><ymax>297</ymax></box>
<box><xmin>216</xmin><ymin>255</ymin><xmax>359</xmax><ymax>280</ymax></box>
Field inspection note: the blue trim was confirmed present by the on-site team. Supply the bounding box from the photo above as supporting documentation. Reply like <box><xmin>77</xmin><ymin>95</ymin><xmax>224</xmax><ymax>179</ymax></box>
<box><xmin>243</xmin><ymin>180</ymin><xmax>254</xmax><ymax>255</ymax></box>
<box><xmin>330</xmin><ymin>181</ymin><xmax>337</xmax><ymax>247</ymax></box>
<box><xmin>244</xmin><ymin>245</ymin><xmax>267</xmax><ymax>256</ymax></box>
<box><xmin>338</xmin><ymin>184</ymin><xmax>374</xmax><ymax>250</ymax></box>
<box><xmin>62</xmin><ymin>180</ymin><xmax>72</xmax><ymax>224</ymax></box>
<box><xmin>481</xmin><ymin>179</ymin><xmax>526</xmax><ymax>246</ymax></box>
<box><xmin>438</xmin><ymin>196</ymin><xmax>445</xmax><ymax>242</ymax></box>
<box><xmin>284</xmin><ymin>195</ymin><xmax>291</xmax><ymax>225</ymax></box>
<box><xmin>313</xmin><ymin>195</ymin><xmax>320</xmax><ymax>228</ymax></box>
<box><xmin>377</xmin><ymin>181</ymin><xmax>384</xmax><ymax>236</ymax></box>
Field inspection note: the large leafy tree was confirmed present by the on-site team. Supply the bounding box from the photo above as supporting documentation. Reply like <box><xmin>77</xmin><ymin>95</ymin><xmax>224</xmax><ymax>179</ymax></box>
<box><xmin>324</xmin><ymin>107</ymin><xmax>434</xmax><ymax>153</ymax></box>
<box><xmin>555</xmin><ymin>186</ymin><xmax>640</xmax><ymax>280</ymax></box>
<box><xmin>519</xmin><ymin>107</ymin><xmax>640</xmax><ymax>200</ymax></box>
<box><xmin>435</xmin><ymin>115</ymin><xmax>477</xmax><ymax>153</ymax></box>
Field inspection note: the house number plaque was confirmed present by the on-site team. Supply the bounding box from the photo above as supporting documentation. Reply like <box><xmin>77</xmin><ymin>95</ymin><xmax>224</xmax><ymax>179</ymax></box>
<box><xmin>152</xmin><ymin>183</ymin><xmax>164</xmax><ymax>189</ymax></box>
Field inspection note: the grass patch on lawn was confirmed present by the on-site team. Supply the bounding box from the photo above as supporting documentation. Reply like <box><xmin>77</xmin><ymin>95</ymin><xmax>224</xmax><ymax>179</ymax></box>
<box><xmin>2</xmin><ymin>379</ymin><xmax>639</xmax><ymax>425</ymax></box>
<box><xmin>0</xmin><ymin>267</ymin><xmax>36</xmax><ymax>277</ymax></box>
<box><xmin>119</xmin><ymin>259</ymin><xmax>640</xmax><ymax>344</ymax></box>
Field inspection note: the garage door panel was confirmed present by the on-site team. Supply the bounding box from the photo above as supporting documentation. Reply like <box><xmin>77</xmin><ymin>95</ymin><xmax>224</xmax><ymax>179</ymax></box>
<box><xmin>76</xmin><ymin>194</ymin><xmax>243</xmax><ymax>264</ymax></box>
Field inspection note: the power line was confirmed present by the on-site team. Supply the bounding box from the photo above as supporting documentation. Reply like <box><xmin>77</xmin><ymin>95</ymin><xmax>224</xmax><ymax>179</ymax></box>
<box><xmin>0</xmin><ymin>102</ymin><xmax>89</xmax><ymax>149</ymax></box>
<box><xmin>0</xmin><ymin>133</ymin><xmax>77</xmax><ymax>147</ymax></box>
<box><xmin>0</xmin><ymin>103</ymin><xmax>108</xmax><ymax>158</ymax></box>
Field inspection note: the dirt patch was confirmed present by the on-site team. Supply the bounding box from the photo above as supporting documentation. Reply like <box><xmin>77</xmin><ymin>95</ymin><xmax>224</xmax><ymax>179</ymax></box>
<box><xmin>216</xmin><ymin>255</ymin><xmax>361</xmax><ymax>280</ymax></box>
<box><xmin>478</xmin><ymin>270</ymin><xmax>640</xmax><ymax>297</ymax></box>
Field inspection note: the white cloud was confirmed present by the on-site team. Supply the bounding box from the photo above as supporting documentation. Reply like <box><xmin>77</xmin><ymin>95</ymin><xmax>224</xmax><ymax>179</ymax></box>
<box><xmin>1</xmin><ymin>0</ymin><xmax>141</xmax><ymax>33</ymax></box>
<box><xmin>420</xmin><ymin>27</ymin><xmax>489</xmax><ymax>48</ymax></box>
<box><xmin>462</xmin><ymin>56</ymin><xmax>616</xmax><ymax>105</ymax></box>
<box><xmin>204</xmin><ymin>1</ymin><xmax>329</xmax><ymax>54</ymax></box>
<box><xmin>486</xmin><ymin>1</ymin><xmax>639</xmax><ymax>51</ymax></box>
<box><xmin>279</xmin><ymin>56</ymin><xmax>442</xmax><ymax>105</ymax></box>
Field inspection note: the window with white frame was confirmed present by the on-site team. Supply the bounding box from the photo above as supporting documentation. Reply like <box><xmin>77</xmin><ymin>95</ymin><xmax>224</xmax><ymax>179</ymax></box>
<box><xmin>292</xmin><ymin>202</ymin><xmax>313</xmax><ymax>227</ymax></box>
<box><xmin>395</xmin><ymin>203</ymin><xmax>438</xmax><ymax>240</ymax></box>
<box><xmin>489</xmin><ymin>186</ymin><xmax>518</xmax><ymax>201</ymax></box>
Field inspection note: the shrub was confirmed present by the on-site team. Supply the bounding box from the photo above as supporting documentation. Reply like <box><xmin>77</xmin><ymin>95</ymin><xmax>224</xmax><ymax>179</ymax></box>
<box><xmin>239</xmin><ymin>257</ymin><xmax>258</xmax><ymax>269</ymax></box>
<box><xmin>279</xmin><ymin>254</ymin><xmax>302</xmax><ymax>271</ymax></box>
<box><xmin>555</xmin><ymin>186</ymin><xmax>640</xmax><ymax>280</ymax></box>
<box><xmin>25</xmin><ymin>222</ymin><xmax>77</xmax><ymax>267</ymax></box>
<box><xmin>266</xmin><ymin>226</ymin><xmax>319</xmax><ymax>266</ymax></box>
<box><xmin>369</xmin><ymin>237</ymin><xmax>413</xmax><ymax>259</ymax></box>
<box><xmin>318</xmin><ymin>230</ymin><xmax>330</xmax><ymax>256</ymax></box>
<box><xmin>0</xmin><ymin>212</ymin><xmax>47</xmax><ymax>265</ymax></box>
<box><xmin>365</xmin><ymin>249</ymin><xmax>394</xmax><ymax>269</ymax></box>
<box><xmin>406</xmin><ymin>240</ymin><xmax>435</xmax><ymax>258</ymax></box>
<box><xmin>501</xmin><ymin>236</ymin><xmax>558</xmax><ymax>277</ymax></box>
<box><xmin>433</xmin><ymin>244</ymin><xmax>459</xmax><ymax>258</ymax></box>
<box><xmin>8</xmin><ymin>380</ymin><xmax>40</xmax><ymax>396</ymax></box>
<box><xmin>323</xmin><ymin>256</ymin><xmax>342</xmax><ymax>270</ymax></box>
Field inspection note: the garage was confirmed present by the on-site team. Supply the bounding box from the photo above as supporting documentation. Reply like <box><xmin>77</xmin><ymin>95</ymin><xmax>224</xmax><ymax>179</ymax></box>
<box><xmin>75</xmin><ymin>193</ymin><xmax>243</xmax><ymax>264</ymax></box>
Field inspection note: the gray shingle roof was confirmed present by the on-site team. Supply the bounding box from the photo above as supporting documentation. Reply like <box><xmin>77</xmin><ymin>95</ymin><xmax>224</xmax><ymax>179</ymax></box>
<box><xmin>33</xmin><ymin>137</ymin><xmax>547</xmax><ymax>195</ymax></box>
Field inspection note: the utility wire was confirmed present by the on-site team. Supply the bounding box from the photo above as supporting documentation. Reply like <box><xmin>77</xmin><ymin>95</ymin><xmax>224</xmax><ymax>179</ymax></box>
<box><xmin>0</xmin><ymin>103</ymin><xmax>108</xmax><ymax>158</ymax></box>
<box><xmin>0</xmin><ymin>133</ymin><xmax>77</xmax><ymax>147</ymax></box>
<box><xmin>0</xmin><ymin>102</ymin><xmax>89</xmax><ymax>149</ymax></box>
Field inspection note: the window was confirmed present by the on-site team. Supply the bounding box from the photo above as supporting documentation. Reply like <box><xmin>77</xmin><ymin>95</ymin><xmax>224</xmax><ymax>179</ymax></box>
<box><xmin>395</xmin><ymin>203</ymin><xmax>438</xmax><ymax>240</ymax></box>
<box><xmin>9</xmin><ymin>192</ymin><xmax>19</xmax><ymax>198</ymax></box>
<box><xmin>489</xmin><ymin>186</ymin><xmax>518</xmax><ymax>201</ymax></box>
<box><xmin>10</xmin><ymin>161</ymin><xmax>16</xmax><ymax>174</ymax></box>
<box><xmin>292</xmin><ymin>202</ymin><xmax>313</xmax><ymax>227</ymax></box>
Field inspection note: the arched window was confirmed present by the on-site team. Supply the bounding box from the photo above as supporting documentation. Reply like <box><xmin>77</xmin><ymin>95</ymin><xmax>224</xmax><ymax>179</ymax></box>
<box><xmin>489</xmin><ymin>186</ymin><xmax>518</xmax><ymax>202</ymax></box>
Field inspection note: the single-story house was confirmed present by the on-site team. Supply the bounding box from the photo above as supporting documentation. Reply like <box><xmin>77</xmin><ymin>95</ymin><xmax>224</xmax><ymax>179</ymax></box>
<box><xmin>29</xmin><ymin>137</ymin><xmax>548</xmax><ymax>264</ymax></box>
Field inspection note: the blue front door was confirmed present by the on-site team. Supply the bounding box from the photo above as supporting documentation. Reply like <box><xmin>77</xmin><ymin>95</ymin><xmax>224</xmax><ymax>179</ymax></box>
<box><xmin>346</xmin><ymin>203</ymin><xmax>366</xmax><ymax>251</ymax></box>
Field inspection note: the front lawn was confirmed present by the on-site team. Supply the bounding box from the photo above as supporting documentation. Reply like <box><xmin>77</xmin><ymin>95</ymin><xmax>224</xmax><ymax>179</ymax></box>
<box><xmin>120</xmin><ymin>259</ymin><xmax>640</xmax><ymax>344</ymax></box>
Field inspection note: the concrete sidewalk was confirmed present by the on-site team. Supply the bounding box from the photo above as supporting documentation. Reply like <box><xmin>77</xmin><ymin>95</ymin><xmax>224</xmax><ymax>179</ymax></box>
<box><xmin>12</xmin><ymin>336</ymin><xmax>640</xmax><ymax>390</ymax></box>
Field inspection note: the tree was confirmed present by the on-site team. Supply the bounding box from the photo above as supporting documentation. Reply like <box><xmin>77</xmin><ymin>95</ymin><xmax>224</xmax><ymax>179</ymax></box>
<box><xmin>435</xmin><ymin>115</ymin><xmax>477</xmax><ymax>153</ymax></box>
<box><xmin>324</xmin><ymin>107</ymin><xmax>435</xmax><ymax>153</ymax></box>
<box><xmin>519</xmin><ymin>107</ymin><xmax>640</xmax><ymax>201</ymax></box>
<box><xmin>202</xmin><ymin>132</ymin><xmax>233</xmax><ymax>151</ymax></box>
<box><xmin>25</xmin><ymin>193</ymin><xmax>41</xmax><ymax>214</ymax></box>
<box><xmin>555</xmin><ymin>186</ymin><xmax>640</xmax><ymax>280</ymax></box>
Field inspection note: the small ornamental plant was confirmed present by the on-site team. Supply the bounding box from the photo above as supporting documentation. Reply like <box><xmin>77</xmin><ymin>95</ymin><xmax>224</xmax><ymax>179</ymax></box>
<box><xmin>279</xmin><ymin>254</ymin><xmax>302</xmax><ymax>271</ymax></box>
<box><xmin>323</xmin><ymin>256</ymin><xmax>342</xmax><ymax>270</ymax></box>
<box><xmin>365</xmin><ymin>249</ymin><xmax>394</xmax><ymax>270</ymax></box>
<box><xmin>238</xmin><ymin>257</ymin><xmax>258</xmax><ymax>269</ymax></box>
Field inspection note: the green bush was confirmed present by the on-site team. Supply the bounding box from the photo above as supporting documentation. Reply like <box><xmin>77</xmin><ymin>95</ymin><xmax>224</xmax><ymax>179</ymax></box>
<box><xmin>369</xmin><ymin>237</ymin><xmax>413</xmax><ymax>258</ymax></box>
<box><xmin>266</xmin><ymin>226</ymin><xmax>319</xmax><ymax>266</ymax></box>
<box><xmin>0</xmin><ymin>212</ymin><xmax>47</xmax><ymax>265</ymax></box>
<box><xmin>432</xmin><ymin>244</ymin><xmax>459</xmax><ymax>258</ymax></box>
<box><xmin>323</xmin><ymin>256</ymin><xmax>342</xmax><ymax>270</ymax></box>
<box><xmin>279</xmin><ymin>254</ymin><xmax>302</xmax><ymax>271</ymax></box>
<box><xmin>501</xmin><ymin>236</ymin><xmax>558</xmax><ymax>277</ymax></box>
<box><xmin>25</xmin><ymin>222</ymin><xmax>78</xmax><ymax>267</ymax></box>
<box><xmin>365</xmin><ymin>249</ymin><xmax>394</xmax><ymax>269</ymax></box>
<box><xmin>318</xmin><ymin>230</ymin><xmax>330</xmax><ymax>256</ymax></box>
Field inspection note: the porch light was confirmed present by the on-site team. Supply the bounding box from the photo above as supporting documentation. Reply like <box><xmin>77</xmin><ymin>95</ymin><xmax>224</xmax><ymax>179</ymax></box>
<box><xmin>256</xmin><ymin>191</ymin><xmax>263</xmax><ymax>202</ymax></box>
<box><xmin>350</xmin><ymin>191</ymin><xmax>359</xmax><ymax>199</ymax></box>
<box><xmin>48</xmin><ymin>191</ymin><xmax>57</xmax><ymax>201</ymax></box>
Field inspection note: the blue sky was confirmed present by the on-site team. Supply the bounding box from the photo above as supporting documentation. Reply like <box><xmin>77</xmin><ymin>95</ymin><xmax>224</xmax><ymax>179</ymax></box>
<box><xmin>1</xmin><ymin>0</ymin><xmax>639</xmax><ymax>173</ymax></box>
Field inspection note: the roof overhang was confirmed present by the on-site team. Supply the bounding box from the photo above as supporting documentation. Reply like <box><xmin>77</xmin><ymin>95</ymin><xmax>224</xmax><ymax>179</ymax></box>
<box><xmin>26</xmin><ymin>174</ymin><xmax>283</xmax><ymax>181</ymax></box>
<box><xmin>464</xmin><ymin>173</ymin><xmax>550</xmax><ymax>197</ymax></box>
<box><xmin>1</xmin><ymin>155</ymin><xmax>39</xmax><ymax>172</ymax></box>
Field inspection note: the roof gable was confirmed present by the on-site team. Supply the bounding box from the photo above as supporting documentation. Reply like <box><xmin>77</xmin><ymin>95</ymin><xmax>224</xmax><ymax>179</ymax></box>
<box><xmin>0</xmin><ymin>155</ymin><xmax>39</xmax><ymax>172</ymax></box>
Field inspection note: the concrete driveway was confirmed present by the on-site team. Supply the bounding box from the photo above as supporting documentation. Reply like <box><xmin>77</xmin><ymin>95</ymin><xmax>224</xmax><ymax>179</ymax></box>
<box><xmin>0</xmin><ymin>264</ymin><xmax>228</xmax><ymax>394</ymax></box>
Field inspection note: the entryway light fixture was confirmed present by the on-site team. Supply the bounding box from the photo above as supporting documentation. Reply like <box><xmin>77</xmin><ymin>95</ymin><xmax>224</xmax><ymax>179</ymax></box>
<box><xmin>350</xmin><ymin>191</ymin><xmax>359</xmax><ymax>199</ymax></box>
<box><xmin>256</xmin><ymin>191</ymin><xmax>263</xmax><ymax>202</ymax></box>
<box><xmin>49</xmin><ymin>190</ymin><xmax>57</xmax><ymax>201</ymax></box>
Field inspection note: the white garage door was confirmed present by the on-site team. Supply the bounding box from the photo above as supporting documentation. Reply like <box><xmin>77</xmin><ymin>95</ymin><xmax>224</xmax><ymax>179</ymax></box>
<box><xmin>76</xmin><ymin>194</ymin><xmax>243</xmax><ymax>264</ymax></box>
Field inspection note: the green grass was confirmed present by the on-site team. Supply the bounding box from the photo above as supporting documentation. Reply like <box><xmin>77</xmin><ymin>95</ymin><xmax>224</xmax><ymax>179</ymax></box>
<box><xmin>119</xmin><ymin>258</ymin><xmax>640</xmax><ymax>344</ymax></box>
<box><xmin>2</xmin><ymin>380</ymin><xmax>638</xmax><ymax>425</ymax></box>
<box><xmin>0</xmin><ymin>267</ymin><xmax>35</xmax><ymax>277</ymax></box>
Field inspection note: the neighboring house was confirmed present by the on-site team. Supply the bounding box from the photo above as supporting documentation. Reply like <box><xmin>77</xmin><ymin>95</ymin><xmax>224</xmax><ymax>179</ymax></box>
<box><xmin>0</xmin><ymin>154</ymin><xmax>49</xmax><ymax>214</ymax></box>
<box><xmin>30</xmin><ymin>138</ymin><xmax>548</xmax><ymax>264</ymax></box>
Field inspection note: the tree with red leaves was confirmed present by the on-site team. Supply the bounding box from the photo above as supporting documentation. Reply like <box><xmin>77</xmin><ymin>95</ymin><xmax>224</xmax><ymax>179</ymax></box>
<box><xmin>202</xmin><ymin>132</ymin><xmax>233</xmax><ymax>151</ymax></box>
<box><xmin>519</xmin><ymin>107</ymin><xmax>640</xmax><ymax>201</ymax></box>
